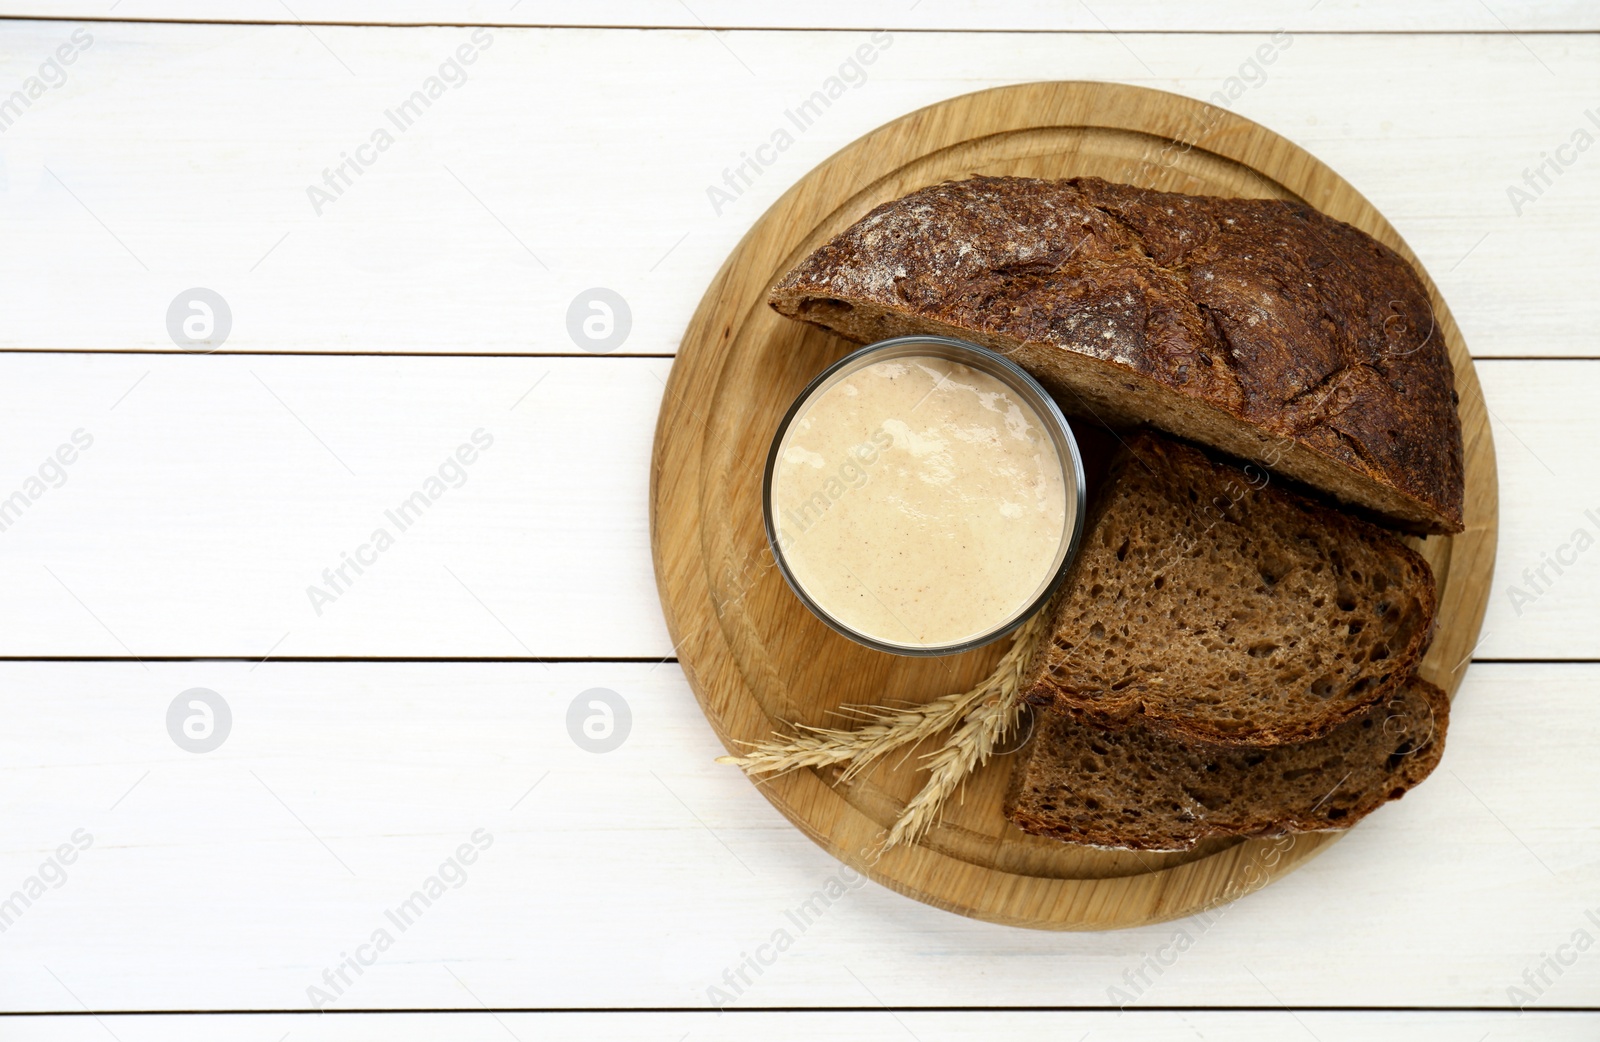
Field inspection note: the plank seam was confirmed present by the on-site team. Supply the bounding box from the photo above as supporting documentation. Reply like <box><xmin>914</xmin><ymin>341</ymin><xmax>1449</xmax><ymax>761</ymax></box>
<box><xmin>0</xmin><ymin>657</ymin><xmax>1578</xmax><ymax>665</ymax></box>
<box><xmin>0</xmin><ymin>351</ymin><xmax>1581</xmax><ymax>361</ymax></box>
<box><xmin>0</xmin><ymin>656</ymin><xmax>681</xmax><ymax>663</ymax></box>
<box><xmin>1</xmin><ymin>1005</ymin><xmax>1594</xmax><ymax>1015</ymax></box>
<box><xmin>0</xmin><ymin>17</ymin><xmax>1595</xmax><ymax>33</ymax></box>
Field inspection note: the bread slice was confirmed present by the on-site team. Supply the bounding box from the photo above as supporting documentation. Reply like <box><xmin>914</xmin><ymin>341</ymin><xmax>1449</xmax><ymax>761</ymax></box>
<box><xmin>1022</xmin><ymin>433</ymin><xmax>1436</xmax><ymax>745</ymax></box>
<box><xmin>1005</xmin><ymin>675</ymin><xmax>1448</xmax><ymax>851</ymax></box>
<box><xmin>768</xmin><ymin>175</ymin><xmax>1464</xmax><ymax>534</ymax></box>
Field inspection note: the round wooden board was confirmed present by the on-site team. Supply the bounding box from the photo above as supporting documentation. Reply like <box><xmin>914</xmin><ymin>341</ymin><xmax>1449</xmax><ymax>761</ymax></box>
<box><xmin>649</xmin><ymin>81</ymin><xmax>1498</xmax><ymax>930</ymax></box>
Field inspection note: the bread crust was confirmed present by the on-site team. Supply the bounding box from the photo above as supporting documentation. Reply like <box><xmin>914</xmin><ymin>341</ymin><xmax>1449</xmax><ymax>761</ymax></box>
<box><xmin>769</xmin><ymin>175</ymin><xmax>1465</xmax><ymax>534</ymax></box>
<box><xmin>1004</xmin><ymin>675</ymin><xmax>1449</xmax><ymax>851</ymax></box>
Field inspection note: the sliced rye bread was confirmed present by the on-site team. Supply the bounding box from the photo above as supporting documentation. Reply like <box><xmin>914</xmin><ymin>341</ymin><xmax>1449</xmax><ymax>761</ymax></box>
<box><xmin>768</xmin><ymin>175</ymin><xmax>1464</xmax><ymax>534</ymax></box>
<box><xmin>1022</xmin><ymin>432</ymin><xmax>1437</xmax><ymax>745</ymax></box>
<box><xmin>1004</xmin><ymin>674</ymin><xmax>1448</xmax><ymax>851</ymax></box>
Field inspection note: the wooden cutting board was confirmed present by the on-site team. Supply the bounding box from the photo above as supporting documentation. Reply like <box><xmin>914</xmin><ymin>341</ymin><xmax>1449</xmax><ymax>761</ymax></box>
<box><xmin>649</xmin><ymin>81</ymin><xmax>1497</xmax><ymax>930</ymax></box>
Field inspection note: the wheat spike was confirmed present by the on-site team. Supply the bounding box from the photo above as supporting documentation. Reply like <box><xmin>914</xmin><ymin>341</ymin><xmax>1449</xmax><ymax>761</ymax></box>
<box><xmin>879</xmin><ymin>686</ymin><xmax>1028</xmax><ymax>851</ymax></box>
<box><xmin>716</xmin><ymin>685</ymin><xmax>985</xmax><ymax>778</ymax></box>
<box><xmin>716</xmin><ymin>605</ymin><xmax>1049</xmax><ymax>780</ymax></box>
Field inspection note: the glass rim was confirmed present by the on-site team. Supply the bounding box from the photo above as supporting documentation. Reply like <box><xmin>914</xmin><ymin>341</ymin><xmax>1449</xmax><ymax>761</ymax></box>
<box><xmin>761</xmin><ymin>334</ymin><xmax>1089</xmax><ymax>657</ymax></box>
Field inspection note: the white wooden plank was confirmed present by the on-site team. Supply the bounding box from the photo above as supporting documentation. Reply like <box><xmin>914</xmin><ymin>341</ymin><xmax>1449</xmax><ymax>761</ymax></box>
<box><xmin>4</xmin><ymin>1011</ymin><xmax>1597</xmax><ymax>1041</ymax></box>
<box><xmin>0</xmin><ymin>660</ymin><xmax>1591</xmax><ymax>1011</ymax></box>
<box><xmin>0</xmin><ymin>354</ymin><xmax>673</xmax><ymax>659</ymax></box>
<box><xmin>0</xmin><ymin>353</ymin><xmax>1586</xmax><ymax>660</ymax></box>
<box><xmin>0</xmin><ymin>23</ymin><xmax>1592</xmax><ymax>357</ymax></box>
<box><xmin>1480</xmin><ymin>359</ymin><xmax>1600</xmax><ymax>660</ymax></box>
<box><xmin>2</xmin><ymin>0</ymin><xmax>1595</xmax><ymax>32</ymax></box>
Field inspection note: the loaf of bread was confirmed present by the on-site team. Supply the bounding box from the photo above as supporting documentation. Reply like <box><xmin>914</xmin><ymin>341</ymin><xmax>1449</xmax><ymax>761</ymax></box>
<box><xmin>769</xmin><ymin>175</ymin><xmax>1465</xmax><ymax>534</ymax></box>
<box><xmin>1022</xmin><ymin>433</ymin><xmax>1436</xmax><ymax>745</ymax></box>
<box><xmin>1005</xmin><ymin>674</ymin><xmax>1448</xmax><ymax>851</ymax></box>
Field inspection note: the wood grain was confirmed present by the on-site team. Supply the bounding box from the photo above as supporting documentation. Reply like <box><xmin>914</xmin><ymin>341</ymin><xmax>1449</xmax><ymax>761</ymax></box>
<box><xmin>652</xmin><ymin>81</ymin><xmax>1497</xmax><ymax>930</ymax></box>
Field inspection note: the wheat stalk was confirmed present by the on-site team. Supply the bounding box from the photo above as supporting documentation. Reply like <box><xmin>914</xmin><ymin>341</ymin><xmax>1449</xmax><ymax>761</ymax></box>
<box><xmin>718</xmin><ymin>600</ymin><xmax>1053</xmax><ymax>845</ymax></box>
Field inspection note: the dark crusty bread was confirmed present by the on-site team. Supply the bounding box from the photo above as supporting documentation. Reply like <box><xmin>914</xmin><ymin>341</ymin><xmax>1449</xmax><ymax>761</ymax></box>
<box><xmin>769</xmin><ymin>175</ymin><xmax>1465</xmax><ymax>534</ymax></box>
<box><xmin>1004</xmin><ymin>674</ymin><xmax>1448</xmax><ymax>851</ymax></box>
<box><xmin>1022</xmin><ymin>433</ymin><xmax>1436</xmax><ymax>745</ymax></box>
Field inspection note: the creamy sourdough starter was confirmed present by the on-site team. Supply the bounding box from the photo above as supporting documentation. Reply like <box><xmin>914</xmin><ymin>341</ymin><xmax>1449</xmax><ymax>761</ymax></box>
<box><xmin>771</xmin><ymin>356</ymin><xmax>1069</xmax><ymax>649</ymax></box>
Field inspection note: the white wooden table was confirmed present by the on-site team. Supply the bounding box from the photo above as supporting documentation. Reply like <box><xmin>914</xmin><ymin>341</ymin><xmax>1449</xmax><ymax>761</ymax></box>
<box><xmin>0</xmin><ymin>3</ymin><xmax>1595</xmax><ymax>1037</ymax></box>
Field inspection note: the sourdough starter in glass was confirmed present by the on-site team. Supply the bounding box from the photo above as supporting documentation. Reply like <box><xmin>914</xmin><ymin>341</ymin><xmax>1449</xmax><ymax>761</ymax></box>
<box><xmin>770</xmin><ymin>356</ymin><xmax>1069</xmax><ymax>649</ymax></box>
